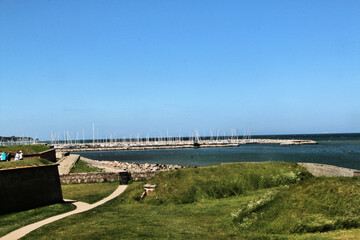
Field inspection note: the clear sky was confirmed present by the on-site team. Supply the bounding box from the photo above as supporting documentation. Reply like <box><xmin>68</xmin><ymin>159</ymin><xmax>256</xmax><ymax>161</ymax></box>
<box><xmin>1</xmin><ymin>0</ymin><xmax>359</xmax><ymax>140</ymax></box>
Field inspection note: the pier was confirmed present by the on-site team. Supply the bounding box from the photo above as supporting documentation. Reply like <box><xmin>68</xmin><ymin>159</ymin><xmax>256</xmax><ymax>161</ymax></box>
<box><xmin>52</xmin><ymin>138</ymin><xmax>318</xmax><ymax>153</ymax></box>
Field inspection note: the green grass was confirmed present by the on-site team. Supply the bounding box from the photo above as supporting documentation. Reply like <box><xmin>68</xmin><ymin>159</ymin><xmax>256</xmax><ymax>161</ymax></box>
<box><xmin>122</xmin><ymin>162</ymin><xmax>311</xmax><ymax>204</ymax></box>
<box><xmin>232</xmin><ymin>177</ymin><xmax>360</xmax><ymax>235</ymax></box>
<box><xmin>70</xmin><ymin>160</ymin><xmax>103</xmax><ymax>173</ymax></box>
<box><xmin>0</xmin><ymin>182</ymin><xmax>120</xmax><ymax>238</ymax></box>
<box><xmin>0</xmin><ymin>203</ymin><xmax>75</xmax><ymax>237</ymax></box>
<box><xmin>0</xmin><ymin>158</ymin><xmax>53</xmax><ymax>169</ymax></box>
<box><xmin>12</xmin><ymin>162</ymin><xmax>360</xmax><ymax>239</ymax></box>
<box><xmin>23</xmin><ymin>186</ymin><xmax>272</xmax><ymax>240</ymax></box>
<box><xmin>61</xmin><ymin>182</ymin><xmax>119</xmax><ymax>204</ymax></box>
<box><xmin>0</xmin><ymin>145</ymin><xmax>51</xmax><ymax>154</ymax></box>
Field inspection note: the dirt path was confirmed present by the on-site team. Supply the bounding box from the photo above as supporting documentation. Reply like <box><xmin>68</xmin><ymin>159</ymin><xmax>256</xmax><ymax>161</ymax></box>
<box><xmin>1</xmin><ymin>185</ymin><xmax>127</xmax><ymax>240</ymax></box>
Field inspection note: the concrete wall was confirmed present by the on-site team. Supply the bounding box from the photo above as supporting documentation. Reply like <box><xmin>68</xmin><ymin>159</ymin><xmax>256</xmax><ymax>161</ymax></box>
<box><xmin>0</xmin><ymin>164</ymin><xmax>63</xmax><ymax>214</ymax></box>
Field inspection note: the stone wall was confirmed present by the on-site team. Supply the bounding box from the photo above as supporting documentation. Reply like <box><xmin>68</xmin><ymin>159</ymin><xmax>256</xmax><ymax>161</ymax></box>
<box><xmin>0</xmin><ymin>164</ymin><xmax>63</xmax><ymax>214</ymax></box>
<box><xmin>130</xmin><ymin>171</ymin><xmax>160</xmax><ymax>181</ymax></box>
<box><xmin>60</xmin><ymin>171</ymin><xmax>160</xmax><ymax>184</ymax></box>
<box><xmin>61</xmin><ymin>172</ymin><xmax>121</xmax><ymax>184</ymax></box>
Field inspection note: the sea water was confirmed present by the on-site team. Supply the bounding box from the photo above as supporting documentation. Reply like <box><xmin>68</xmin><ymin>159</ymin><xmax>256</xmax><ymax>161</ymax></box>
<box><xmin>74</xmin><ymin>133</ymin><xmax>360</xmax><ymax>170</ymax></box>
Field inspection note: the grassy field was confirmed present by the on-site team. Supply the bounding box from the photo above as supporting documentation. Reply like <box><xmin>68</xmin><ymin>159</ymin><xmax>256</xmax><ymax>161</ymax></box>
<box><xmin>4</xmin><ymin>162</ymin><xmax>359</xmax><ymax>239</ymax></box>
<box><xmin>61</xmin><ymin>182</ymin><xmax>119</xmax><ymax>204</ymax></box>
<box><xmin>0</xmin><ymin>203</ymin><xmax>75</xmax><ymax>237</ymax></box>
<box><xmin>0</xmin><ymin>145</ymin><xmax>51</xmax><ymax>154</ymax></box>
<box><xmin>0</xmin><ymin>158</ymin><xmax>53</xmax><ymax>169</ymax></box>
<box><xmin>70</xmin><ymin>160</ymin><xmax>103</xmax><ymax>173</ymax></box>
<box><xmin>0</xmin><ymin>182</ymin><xmax>120</xmax><ymax>237</ymax></box>
<box><xmin>232</xmin><ymin>177</ymin><xmax>360</xmax><ymax>236</ymax></box>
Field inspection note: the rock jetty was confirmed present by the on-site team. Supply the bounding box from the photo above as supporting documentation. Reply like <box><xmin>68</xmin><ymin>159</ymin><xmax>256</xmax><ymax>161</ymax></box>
<box><xmin>81</xmin><ymin>157</ymin><xmax>194</xmax><ymax>173</ymax></box>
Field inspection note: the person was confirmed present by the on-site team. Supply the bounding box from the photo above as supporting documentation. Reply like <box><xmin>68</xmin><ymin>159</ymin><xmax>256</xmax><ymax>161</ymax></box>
<box><xmin>1</xmin><ymin>152</ymin><xmax>7</xmax><ymax>161</ymax></box>
<box><xmin>15</xmin><ymin>151</ymin><xmax>20</xmax><ymax>161</ymax></box>
<box><xmin>0</xmin><ymin>152</ymin><xmax>5</xmax><ymax>161</ymax></box>
<box><xmin>19</xmin><ymin>150</ymin><xmax>23</xmax><ymax>160</ymax></box>
<box><xmin>6</xmin><ymin>152</ymin><xmax>11</xmax><ymax>161</ymax></box>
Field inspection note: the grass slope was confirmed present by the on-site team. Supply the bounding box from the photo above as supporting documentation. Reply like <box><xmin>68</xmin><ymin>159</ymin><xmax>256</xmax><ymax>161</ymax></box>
<box><xmin>0</xmin><ymin>158</ymin><xmax>53</xmax><ymax>169</ymax></box>
<box><xmin>0</xmin><ymin>145</ymin><xmax>51</xmax><ymax>154</ymax></box>
<box><xmin>14</xmin><ymin>162</ymin><xmax>360</xmax><ymax>239</ymax></box>
<box><xmin>61</xmin><ymin>182</ymin><xmax>119</xmax><ymax>204</ymax></box>
<box><xmin>0</xmin><ymin>203</ymin><xmax>75</xmax><ymax>237</ymax></box>
<box><xmin>70</xmin><ymin>160</ymin><xmax>103</xmax><ymax>173</ymax></box>
<box><xmin>233</xmin><ymin>177</ymin><xmax>360</xmax><ymax>235</ymax></box>
<box><xmin>123</xmin><ymin>162</ymin><xmax>310</xmax><ymax>204</ymax></box>
<box><xmin>0</xmin><ymin>182</ymin><xmax>119</xmax><ymax>237</ymax></box>
<box><xmin>23</xmin><ymin>185</ymin><xmax>272</xmax><ymax>240</ymax></box>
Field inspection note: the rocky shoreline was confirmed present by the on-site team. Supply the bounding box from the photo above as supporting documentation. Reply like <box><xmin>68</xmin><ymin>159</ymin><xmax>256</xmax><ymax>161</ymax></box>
<box><xmin>80</xmin><ymin>157</ymin><xmax>195</xmax><ymax>173</ymax></box>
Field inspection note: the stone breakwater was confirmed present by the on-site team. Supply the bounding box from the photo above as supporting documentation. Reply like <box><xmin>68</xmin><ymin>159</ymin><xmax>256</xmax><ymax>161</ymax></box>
<box><xmin>81</xmin><ymin>157</ymin><xmax>194</xmax><ymax>173</ymax></box>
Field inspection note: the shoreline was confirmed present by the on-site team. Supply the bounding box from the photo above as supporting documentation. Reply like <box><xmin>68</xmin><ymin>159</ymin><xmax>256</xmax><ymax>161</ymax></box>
<box><xmin>80</xmin><ymin>156</ymin><xmax>360</xmax><ymax>178</ymax></box>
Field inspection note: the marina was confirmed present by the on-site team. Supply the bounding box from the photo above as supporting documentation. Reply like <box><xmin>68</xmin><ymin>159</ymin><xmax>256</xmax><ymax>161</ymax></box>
<box><xmin>52</xmin><ymin>138</ymin><xmax>318</xmax><ymax>152</ymax></box>
<box><xmin>71</xmin><ymin>133</ymin><xmax>360</xmax><ymax>170</ymax></box>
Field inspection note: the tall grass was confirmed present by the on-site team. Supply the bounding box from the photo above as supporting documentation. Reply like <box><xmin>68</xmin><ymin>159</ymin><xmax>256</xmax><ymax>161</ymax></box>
<box><xmin>120</xmin><ymin>162</ymin><xmax>311</xmax><ymax>204</ymax></box>
<box><xmin>232</xmin><ymin>177</ymin><xmax>360</xmax><ymax>234</ymax></box>
<box><xmin>69</xmin><ymin>160</ymin><xmax>103</xmax><ymax>173</ymax></box>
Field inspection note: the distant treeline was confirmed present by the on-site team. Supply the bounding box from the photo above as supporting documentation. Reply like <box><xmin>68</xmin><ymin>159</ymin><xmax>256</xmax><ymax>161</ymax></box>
<box><xmin>0</xmin><ymin>136</ymin><xmax>38</xmax><ymax>142</ymax></box>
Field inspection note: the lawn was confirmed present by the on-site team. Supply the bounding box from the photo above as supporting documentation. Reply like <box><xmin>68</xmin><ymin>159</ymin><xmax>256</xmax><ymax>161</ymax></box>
<box><xmin>0</xmin><ymin>203</ymin><xmax>75</xmax><ymax>237</ymax></box>
<box><xmin>0</xmin><ymin>182</ymin><xmax>120</xmax><ymax>238</ymax></box>
<box><xmin>61</xmin><ymin>182</ymin><xmax>119</xmax><ymax>204</ymax></box>
<box><xmin>70</xmin><ymin>159</ymin><xmax>103</xmax><ymax>173</ymax></box>
<box><xmin>0</xmin><ymin>145</ymin><xmax>51</xmax><ymax>154</ymax></box>
<box><xmin>0</xmin><ymin>158</ymin><xmax>53</xmax><ymax>169</ymax></box>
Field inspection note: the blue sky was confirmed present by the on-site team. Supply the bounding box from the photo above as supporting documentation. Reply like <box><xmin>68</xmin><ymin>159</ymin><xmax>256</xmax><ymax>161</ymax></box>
<box><xmin>1</xmin><ymin>0</ymin><xmax>360</xmax><ymax>140</ymax></box>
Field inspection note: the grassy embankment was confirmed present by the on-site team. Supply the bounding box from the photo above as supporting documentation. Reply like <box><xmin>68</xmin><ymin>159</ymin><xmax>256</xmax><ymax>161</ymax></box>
<box><xmin>3</xmin><ymin>162</ymin><xmax>360</xmax><ymax>239</ymax></box>
<box><xmin>62</xmin><ymin>182</ymin><xmax>118</xmax><ymax>204</ymax></box>
<box><xmin>0</xmin><ymin>158</ymin><xmax>53</xmax><ymax>169</ymax></box>
<box><xmin>0</xmin><ymin>203</ymin><xmax>76</xmax><ymax>237</ymax></box>
<box><xmin>69</xmin><ymin>159</ymin><xmax>103</xmax><ymax>173</ymax></box>
<box><xmin>0</xmin><ymin>145</ymin><xmax>53</xmax><ymax>169</ymax></box>
<box><xmin>21</xmin><ymin>162</ymin><xmax>360</xmax><ymax>240</ymax></box>
<box><xmin>0</xmin><ymin>144</ymin><xmax>51</xmax><ymax>154</ymax></box>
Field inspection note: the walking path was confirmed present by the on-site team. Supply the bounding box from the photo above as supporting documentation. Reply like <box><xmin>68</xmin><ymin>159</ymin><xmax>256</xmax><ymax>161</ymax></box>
<box><xmin>57</xmin><ymin>154</ymin><xmax>80</xmax><ymax>175</ymax></box>
<box><xmin>1</xmin><ymin>185</ymin><xmax>128</xmax><ymax>240</ymax></box>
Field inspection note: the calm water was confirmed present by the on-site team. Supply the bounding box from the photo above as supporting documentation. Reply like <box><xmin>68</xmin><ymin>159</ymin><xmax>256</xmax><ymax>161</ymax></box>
<box><xmin>74</xmin><ymin>133</ymin><xmax>360</xmax><ymax>170</ymax></box>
